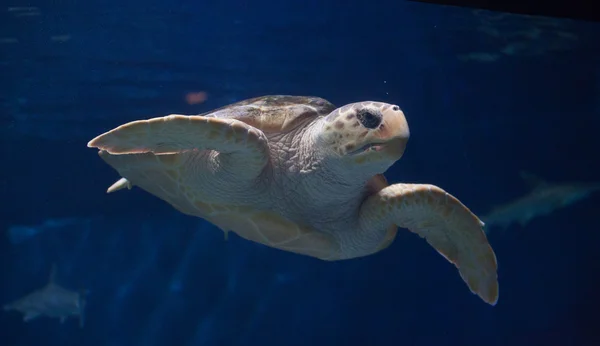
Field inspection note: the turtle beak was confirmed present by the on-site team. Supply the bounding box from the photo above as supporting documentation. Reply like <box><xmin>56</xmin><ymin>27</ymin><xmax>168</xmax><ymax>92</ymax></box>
<box><xmin>369</xmin><ymin>105</ymin><xmax>410</xmax><ymax>159</ymax></box>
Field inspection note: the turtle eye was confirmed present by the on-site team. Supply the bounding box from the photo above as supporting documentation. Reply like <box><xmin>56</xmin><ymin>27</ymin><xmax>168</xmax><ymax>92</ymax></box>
<box><xmin>357</xmin><ymin>110</ymin><xmax>382</xmax><ymax>129</ymax></box>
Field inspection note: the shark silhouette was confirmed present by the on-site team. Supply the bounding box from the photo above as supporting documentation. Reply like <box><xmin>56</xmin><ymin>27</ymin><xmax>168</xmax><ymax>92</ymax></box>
<box><xmin>3</xmin><ymin>263</ymin><xmax>88</xmax><ymax>327</ymax></box>
<box><xmin>482</xmin><ymin>171</ymin><xmax>600</xmax><ymax>234</ymax></box>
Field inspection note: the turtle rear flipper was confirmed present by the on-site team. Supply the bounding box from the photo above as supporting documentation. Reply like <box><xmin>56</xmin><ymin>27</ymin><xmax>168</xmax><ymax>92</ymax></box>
<box><xmin>106</xmin><ymin>177</ymin><xmax>132</xmax><ymax>193</ymax></box>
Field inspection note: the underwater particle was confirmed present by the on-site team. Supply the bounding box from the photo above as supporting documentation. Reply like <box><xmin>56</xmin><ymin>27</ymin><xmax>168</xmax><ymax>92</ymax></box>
<box><xmin>185</xmin><ymin>91</ymin><xmax>208</xmax><ymax>105</ymax></box>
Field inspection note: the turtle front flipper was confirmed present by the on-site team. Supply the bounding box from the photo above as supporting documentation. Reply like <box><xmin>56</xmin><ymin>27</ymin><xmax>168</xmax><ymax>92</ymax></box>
<box><xmin>88</xmin><ymin>114</ymin><xmax>270</xmax><ymax>180</ymax></box>
<box><xmin>359</xmin><ymin>183</ymin><xmax>498</xmax><ymax>306</ymax></box>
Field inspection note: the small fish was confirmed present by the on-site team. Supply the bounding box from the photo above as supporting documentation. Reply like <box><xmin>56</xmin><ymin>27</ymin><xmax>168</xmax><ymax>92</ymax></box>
<box><xmin>7</xmin><ymin>7</ymin><xmax>40</xmax><ymax>11</ymax></box>
<box><xmin>0</xmin><ymin>38</ymin><xmax>18</xmax><ymax>44</ymax></box>
<box><xmin>6</xmin><ymin>217</ymin><xmax>94</xmax><ymax>244</ymax></box>
<box><xmin>3</xmin><ymin>264</ymin><xmax>88</xmax><ymax>327</ymax></box>
<box><xmin>50</xmin><ymin>35</ymin><xmax>71</xmax><ymax>42</ymax></box>
<box><xmin>482</xmin><ymin>171</ymin><xmax>600</xmax><ymax>234</ymax></box>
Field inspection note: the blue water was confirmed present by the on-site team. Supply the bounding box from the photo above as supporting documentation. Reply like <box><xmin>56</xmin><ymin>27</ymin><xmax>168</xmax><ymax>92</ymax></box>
<box><xmin>1</xmin><ymin>1</ymin><xmax>599</xmax><ymax>345</ymax></box>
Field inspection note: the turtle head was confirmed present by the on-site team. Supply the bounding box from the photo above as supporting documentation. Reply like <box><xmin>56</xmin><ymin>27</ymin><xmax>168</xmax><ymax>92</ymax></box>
<box><xmin>312</xmin><ymin>101</ymin><xmax>410</xmax><ymax>175</ymax></box>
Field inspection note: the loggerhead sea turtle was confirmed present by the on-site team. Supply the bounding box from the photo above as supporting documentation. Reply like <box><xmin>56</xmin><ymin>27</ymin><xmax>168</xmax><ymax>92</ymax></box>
<box><xmin>87</xmin><ymin>95</ymin><xmax>498</xmax><ymax>305</ymax></box>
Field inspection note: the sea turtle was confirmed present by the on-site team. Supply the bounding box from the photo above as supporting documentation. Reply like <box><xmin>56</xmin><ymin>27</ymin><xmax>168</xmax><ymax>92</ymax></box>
<box><xmin>87</xmin><ymin>95</ymin><xmax>498</xmax><ymax>305</ymax></box>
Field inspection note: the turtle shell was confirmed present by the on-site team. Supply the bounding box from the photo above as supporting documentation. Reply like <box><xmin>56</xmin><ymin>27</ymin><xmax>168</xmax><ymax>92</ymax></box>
<box><xmin>200</xmin><ymin>95</ymin><xmax>335</xmax><ymax>133</ymax></box>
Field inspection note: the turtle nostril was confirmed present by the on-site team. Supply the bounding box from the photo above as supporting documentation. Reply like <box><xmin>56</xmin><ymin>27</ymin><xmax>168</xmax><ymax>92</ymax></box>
<box><xmin>392</xmin><ymin>105</ymin><xmax>400</xmax><ymax>111</ymax></box>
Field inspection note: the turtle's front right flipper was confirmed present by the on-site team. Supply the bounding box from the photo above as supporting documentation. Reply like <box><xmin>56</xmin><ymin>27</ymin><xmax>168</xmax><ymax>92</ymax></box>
<box><xmin>88</xmin><ymin>115</ymin><xmax>270</xmax><ymax>180</ymax></box>
<box><xmin>359</xmin><ymin>183</ymin><xmax>499</xmax><ymax>306</ymax></box>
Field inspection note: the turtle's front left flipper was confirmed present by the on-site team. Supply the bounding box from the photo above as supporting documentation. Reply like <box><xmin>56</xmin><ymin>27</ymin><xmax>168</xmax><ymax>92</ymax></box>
<box><xmin>88</xmin><ymin>114</ymin><xmax>270</xmax><ymax>180</ymax></box>
<box><xmin>358</xmin><ymin>183</ymin><xmax>499</xmax><ymax>306</ymax></box>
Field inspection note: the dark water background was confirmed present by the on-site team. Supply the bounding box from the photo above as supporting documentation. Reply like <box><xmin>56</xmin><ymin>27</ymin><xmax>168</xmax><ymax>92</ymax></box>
<box><xmin>1</xmin><ymin>0</ymin><xmax>599</xmax><ymax>345</ymax></box>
